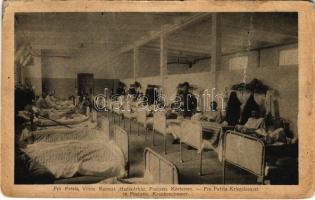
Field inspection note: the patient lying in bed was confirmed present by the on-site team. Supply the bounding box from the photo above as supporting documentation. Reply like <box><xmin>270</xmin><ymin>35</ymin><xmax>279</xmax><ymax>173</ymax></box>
<box><xmin>235</xmin><ymin>111</ymin><xmax>265</xmax><ymax>134</ymax></box>
<box><xmin>235</xmin><ymin>111</ymin><xmax>294</xmax><ymax>145</ymax></box>
<box><xmin>18</xmin><ymin>104</ymin><xmax>88</xmax><ymax>128</ymax></box>
<box><xmin>192</xmin><ymin>101</ymin><xmax>224</xmax><ymax>123</ymax></box>
<box><xmin>38</xmin><ymin>91</ymin><xmax>74</xmax><ymax>111</ymax></box>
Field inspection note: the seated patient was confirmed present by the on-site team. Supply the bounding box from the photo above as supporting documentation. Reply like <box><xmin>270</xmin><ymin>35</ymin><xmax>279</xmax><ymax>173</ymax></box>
<box><xmin>45</xmin><ymin>91</ymin><xmax>73</xmax><ymax>110</ymax></box>
<box><xmin>257</xmin><ymin>119</ymin><xmax>290</xmax><ymax>144</ymax></box>
<box><xmin>49</xmin><ymin>90</ymin><xmax>59</xmax><ymax>102</ymax></box>
<box><xmin>45</xmin><ymin>92</ymin><xmax>57</xmax><ymax>108</ymax></box>
<box><xmin>36</xmin><ymin>93</ymin><xmax>49</xmax><ymax>109</ymax></box>
<box><xmin>236</xmin><ymin>110</ymin><xmax>265</xmax><ymax>134</ymax></box>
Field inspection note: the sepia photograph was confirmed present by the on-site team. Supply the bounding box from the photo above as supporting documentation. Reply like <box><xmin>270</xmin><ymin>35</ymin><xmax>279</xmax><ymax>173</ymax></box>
<box><xmin>13</xmin><ymin>11</ymin><xmax>299</xmax><ymax>186</ymax></box>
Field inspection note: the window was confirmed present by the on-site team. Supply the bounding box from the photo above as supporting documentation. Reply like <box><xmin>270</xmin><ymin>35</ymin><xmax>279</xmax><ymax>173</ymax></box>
<box><xmin>279</xmin><ymin>48</ymin><xmax>298</xmax><ymax>66</ymax></box>
<box><xmin>229</xmin><ymin>56</ymin><xmax>248</xmax><ymax>71</ymax></box>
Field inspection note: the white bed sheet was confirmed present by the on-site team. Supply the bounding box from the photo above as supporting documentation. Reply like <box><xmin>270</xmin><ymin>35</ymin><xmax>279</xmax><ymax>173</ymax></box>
<box><xmin>22</xmin><ymin>137</ymin><xmax>125</xmax><ymax>179</ymax></box>
<box><xmin>20</xmin><ymin>126</ymin><xmax>124</xmax><ymax>179</ymax></box>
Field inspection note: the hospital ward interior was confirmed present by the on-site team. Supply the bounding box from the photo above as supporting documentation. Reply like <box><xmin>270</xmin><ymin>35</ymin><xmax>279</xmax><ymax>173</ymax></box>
<box><xmin>14</xmin><ymin>13</ymin><xmax>298</xmax><ymax>185</ymax></box>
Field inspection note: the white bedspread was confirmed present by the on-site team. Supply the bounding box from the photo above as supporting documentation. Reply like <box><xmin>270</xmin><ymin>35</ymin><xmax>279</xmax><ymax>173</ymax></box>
<box><xmin>21</xmin><ymin>128</ymin><xmax>125</xmax><ymax>179</ymax></box>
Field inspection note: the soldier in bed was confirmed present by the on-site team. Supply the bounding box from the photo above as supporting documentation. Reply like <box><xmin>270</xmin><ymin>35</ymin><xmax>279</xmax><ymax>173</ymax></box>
<box><xmin>235</xmin><ymin>110</ymin><xmax>265</xmax><ymax>134</ymax></box>
<box><xmin>192</xmin><ymin>101</ymin><xmax>224</xmax><ymax>123</ymax></box>
<box><xmin>234</xmin><ymin>110</ymin><xmax>291</xmax><ymax>144</ymax></box>
<box><xmin>36</xmin><ymin>93</ymin><xmax>50</xmax><ymax>109</ymax></box>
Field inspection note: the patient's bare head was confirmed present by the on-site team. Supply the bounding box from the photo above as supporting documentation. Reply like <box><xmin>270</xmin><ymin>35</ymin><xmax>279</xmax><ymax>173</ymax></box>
<box><xmin>50</xmin><ymin>90</ymin><xmax>56</xmax><ymax>95</ymax></box>
<box><xmin>42</xmin><ymin>92</ymin><xmax>47</xmax><ymax>98</ymax></box>
<box><xmin>251</xmin><ymin>110</ymin><xmax>259</xmax><ymax>118</ymax></box>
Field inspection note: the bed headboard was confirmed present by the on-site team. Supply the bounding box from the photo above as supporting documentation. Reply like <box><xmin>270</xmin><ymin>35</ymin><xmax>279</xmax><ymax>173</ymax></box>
<box><xmin>144</xmin><ymin>148</ymin><xmax>179</xmax><ymax>184</ymax></box>
<box><xmin>223</xmin><ymin>131</ymin><xmax>265</xmax><ymax>180</ymax></box>
<box><xmin>153</xmin><ymin>111</ymin><xmax>166</xmax><ymax>134</ymax></box>
<box><xmin>181</xmin><ymin>119</ymin><xmax>203</xmax><ymax>150</ymax></box>
<box><xmin>113</xmin><ymin>125</ymin><xmax>129</xmax><ymax>163</ymax></box>
<box><xmin>91</xmin><ymin>109</ymin><xmax>98</xmax><ymax>122</ymax></box>
<box><xmin>136</xmin><ymin>110</ymin><xmax>147</xmax><ymax>125</ymax></box>
<box><xmin>99</xmin><ymin>117</ymin><xmax>110</xmax><ymax>140</ymax></box>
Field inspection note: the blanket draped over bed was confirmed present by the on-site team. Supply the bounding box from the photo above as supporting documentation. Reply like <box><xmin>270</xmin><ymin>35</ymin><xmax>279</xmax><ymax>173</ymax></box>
<box><xmin>21</xmin><ymin>128</ymin><xmax>125</xmax><ymax>179</ymax></box>
<box><xmin>37</xmin><ymin>113</ymin><xmax>89</xmax><ymax>126</ymax></box>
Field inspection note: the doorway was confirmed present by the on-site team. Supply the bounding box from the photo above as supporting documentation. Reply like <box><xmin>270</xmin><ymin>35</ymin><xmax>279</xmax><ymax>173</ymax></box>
<box><xmin>77</xmin><ymin>73</ymin><xmax>94</xmax><ymax>98</ymax></box>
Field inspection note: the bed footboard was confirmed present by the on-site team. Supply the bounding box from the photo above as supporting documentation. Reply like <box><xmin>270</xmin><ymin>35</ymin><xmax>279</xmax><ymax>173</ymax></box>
<box><xmin>223</xmin><ymin>130</ymin><xmax>265</xmax><ymax>184</ymax></box>
<box><xmin>113</xmin><ymin>125</ymin><xmax>130</xmax><ymax>177</ymax></box>
<box><xmin>180</xmin><ymin>119</ymin><xmax>204</xmax><ymax>175</ymax></box>
<box><xmin>99</xmin><ymin>117</ymin><xmax>110</xmax><ymax>140</ymax></box>
<box><xmin>152</xmin><ymin>111</ymin><xmax>168</xmax><ymax>154</ymax></box>
<box><xmin>144</xmin><ymin>147</ymin><xmax>179</xmax><ymax>184</ymax></box>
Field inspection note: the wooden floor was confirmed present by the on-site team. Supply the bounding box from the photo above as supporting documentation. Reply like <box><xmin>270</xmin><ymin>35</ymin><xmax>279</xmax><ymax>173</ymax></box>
<box><xmin>107</xmin><ymin>112</ymin><xmax>258</xmax><ymax>185</ymax></box>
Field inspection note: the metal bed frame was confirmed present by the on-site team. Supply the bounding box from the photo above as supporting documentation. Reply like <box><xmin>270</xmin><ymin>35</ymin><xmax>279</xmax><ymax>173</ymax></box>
<box><xmin>144</xmin><ymin>147</ymin><xmax>179</xmax><ymax>184</ymax></box>
<box><xmin>136</xmin><ymin>109</ymin><xmax>152</xmax><ymax>140</ymax></box>
<box><xmin>113</xmin><ymin>124</ymin><xmax>130</xmax><ymax>177</ymax></box>
<box><xmin>152</xmin><ymin>111</ymin><xmax>170</xmax><ymax>154</ymax></box>
<box><xmin>222</xmin><ymin>130</ymin><xmax>266</xmax><ymax>184</ymax></box>
<box><xmin>179</xmin><ymin>119</ymin><xmax>204</xmax><ymax>175</ymax></box>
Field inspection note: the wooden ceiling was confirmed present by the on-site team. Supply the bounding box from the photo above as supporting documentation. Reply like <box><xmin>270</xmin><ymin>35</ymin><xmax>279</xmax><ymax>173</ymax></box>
<box><xmin>144</xmin><ymin>13</ymin><xmax>297</xmax><ymax>58</ymax></box>
<box><xmin>15</xmin><ymin>12</ymin><xmax>297</xmax><ymax>59</ymax></box>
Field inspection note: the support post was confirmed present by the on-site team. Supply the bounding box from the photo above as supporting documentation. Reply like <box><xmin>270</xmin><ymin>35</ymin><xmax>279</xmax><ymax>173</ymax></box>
<box><xmin>160</xmin><ymin>31</ymin><xmax>168</xmax><ymax>89</ymax></box>
<box><xmin>152</xmin><ymin>129</ymin><xmax>155</xmax><ymax>146</ymax></box>
<box><xmin>222</xmin><ymin>160</ymin><xmax>226</xmax><ymax>184</ymax></box>
<box><xmin>199</xmin><ymin>150</ymin><xmax>203</xmax><ymax>176</ymax></box>
<box><xmin>164</xmin><ymin>135</ymin><xmax>167</xmax><ymax>155</ymax></box>
<box><xmin>210</xmin><ymin>13</ymin><xmax>222</xmax><ymax>89</ymax></box>
<box><xmin>180</xmin><ymin>140</ymin><xmax>183</xmax><ymax>163</ymax></box>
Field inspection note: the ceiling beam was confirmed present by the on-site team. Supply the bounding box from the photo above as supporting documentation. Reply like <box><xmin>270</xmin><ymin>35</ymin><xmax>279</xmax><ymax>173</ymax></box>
<box><xmin>107</xmin><ymin>13</ymin><xmax>211</xmax><ymax>58</ymax></box>
<box><xmin>160</xmin><ymin>31</ymin><xmax>168</xmax><ymax>88</ymax></box>
<box><xmin>144</xmin><ymin>40</ymin><xmax>211</xmax><ymax>55</ymax></box>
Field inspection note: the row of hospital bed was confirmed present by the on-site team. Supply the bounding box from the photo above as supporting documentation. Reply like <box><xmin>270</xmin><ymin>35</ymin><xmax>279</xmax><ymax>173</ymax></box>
<box><xmin>105</xmin><ymin>96</ymin><xmax>277</xmax><ymax>184</ymax></box>
<box><xmin>16</xmin><ymin>98</ymin><xmax>180</xmax><ymax>184</ymax></box>
<box><xmin>17</xmin><ymin>93</ymin><xmax>296</xmax><ymax>185</ymax></box>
